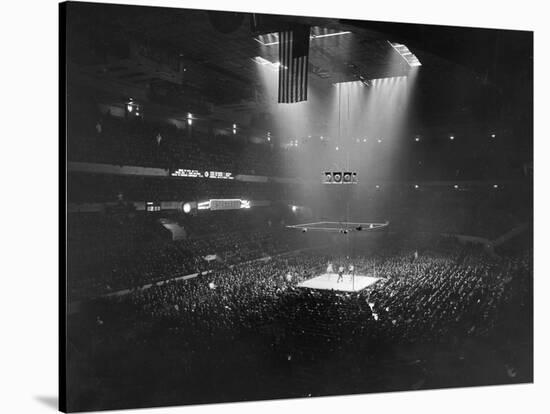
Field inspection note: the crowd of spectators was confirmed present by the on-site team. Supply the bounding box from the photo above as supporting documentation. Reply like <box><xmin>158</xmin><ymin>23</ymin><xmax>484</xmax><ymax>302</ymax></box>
<box><xmin>67</xmin><ymin>235</ymin><xmax>531</xmax><ymax>409</ymax></box>
<box><xmin>347</xmin><ymin>188</ymin><xmax>531</xmax><ymax>239</ymax></box>
<box><xmin>68</xmin><ymin>111</ymin><xmax>278</xmax><ymax>175</ymax></box>
<box><xmin>115</xmin><ymin>243</ymin><xmax>529</xmax><ymax>347</ymax></box>
<box><xmin>67</xmin><ymin>172</ymin><xmax>292</xmax><ymax>204</ymax></box>
<box><xmin>67</xmin><ymin>187</ymin><xmax>531</xmax><ymax>302</ymax></box>
<box><xmin>67</xmin><ymin>105</ymin><xmax>532</xmax><ymax>190</ymax></box>
<box><xmin>68</xmin><ymin>215</ymin><xmax>327</xmax><ymax>301</ymax></box>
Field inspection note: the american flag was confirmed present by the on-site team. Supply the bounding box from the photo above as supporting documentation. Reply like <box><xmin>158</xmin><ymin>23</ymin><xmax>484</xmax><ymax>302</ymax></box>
<box><xmin>278</xmin><ymin>25</ymin><xmax>310</xmax><ymax>103</ymax></box>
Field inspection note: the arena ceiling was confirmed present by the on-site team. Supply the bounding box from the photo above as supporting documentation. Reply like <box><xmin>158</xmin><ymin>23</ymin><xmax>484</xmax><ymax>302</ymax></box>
<box><xmin>66</xmin><ymin>2</ymin><xmax>532</xmax><ymax>133</ymax></box>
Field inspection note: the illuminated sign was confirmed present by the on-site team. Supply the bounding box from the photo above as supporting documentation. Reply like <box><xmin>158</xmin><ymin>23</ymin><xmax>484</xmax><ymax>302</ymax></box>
<box><xmin>170</xmin><ymin>168</ymin><xmax>234</xmax><ymax>179</ymax></box>
<box><xmin>197</xmin><ymin>200</ymin><xmax>211</xmax><ymax>210</ymax></box>
<box><xmin>197</xmin><ymin>199</ymin><xmax>251</xmax><ymax>211</ymax></box>
<box><xmin>146</xmin><ymin>201</ymin><xmax>161</xmax><ymax>212</ymax></box>
<box><xmin>204</xmin><ymin>171</ymin><xmax>233</xmax><ymax>179</ymax></box>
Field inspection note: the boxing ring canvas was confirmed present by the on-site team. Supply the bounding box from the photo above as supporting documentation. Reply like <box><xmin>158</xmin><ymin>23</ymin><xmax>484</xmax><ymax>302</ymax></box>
<box><xmin>297</xmin><ymin>273</ymin><xmax>381</xmax><ymax>292</ymax></box>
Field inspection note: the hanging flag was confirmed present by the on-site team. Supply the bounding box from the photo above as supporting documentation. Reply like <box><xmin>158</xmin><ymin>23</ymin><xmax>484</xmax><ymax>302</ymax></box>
<box><xmin>278</xmin><ymin>25</ymin><xmax>310</xmax><ymax>103</ymax></box>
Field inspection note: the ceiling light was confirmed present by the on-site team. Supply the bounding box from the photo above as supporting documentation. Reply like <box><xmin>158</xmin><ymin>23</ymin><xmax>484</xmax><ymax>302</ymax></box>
<box><xmin>255</xmin><ymin>29</ymin><xmax>352</xmax><ymax>46</ymax></box>
<box><xmin>388</xmin><ymin>41</ymin><xmax>422</xmax><ymax>67</ymax></box>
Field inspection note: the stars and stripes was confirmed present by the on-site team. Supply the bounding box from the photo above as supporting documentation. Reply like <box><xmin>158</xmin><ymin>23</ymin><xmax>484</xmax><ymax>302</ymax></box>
<box><xmin>278</xmin><ymin>25</ymin><xmax>310</xmax><ymax>103</ymax></box>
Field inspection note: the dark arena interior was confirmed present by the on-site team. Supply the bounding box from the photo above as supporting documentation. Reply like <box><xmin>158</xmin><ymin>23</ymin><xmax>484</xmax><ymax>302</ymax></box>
<box><xmin>63</xmin><ymin>3</ymin><xmax>533</xmax><ymax>412</ymax></box>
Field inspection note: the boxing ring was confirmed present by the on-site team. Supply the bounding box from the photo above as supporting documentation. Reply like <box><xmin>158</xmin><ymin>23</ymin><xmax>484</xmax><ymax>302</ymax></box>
<box><xmin>297</xmin><ymin>272</ymin><xmax>380</xmax><ymax>292</ymax></box>
<box><xmin>287</xmin><ymin>220</ymin><xmax>388</xmax><ymax>292</ymax></box>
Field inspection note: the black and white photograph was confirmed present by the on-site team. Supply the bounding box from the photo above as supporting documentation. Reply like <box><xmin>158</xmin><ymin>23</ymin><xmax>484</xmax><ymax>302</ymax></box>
<box><xmin>57</xmin><ymin>1</ymin><xmax>535</xmax><ymax>412</ymax></box>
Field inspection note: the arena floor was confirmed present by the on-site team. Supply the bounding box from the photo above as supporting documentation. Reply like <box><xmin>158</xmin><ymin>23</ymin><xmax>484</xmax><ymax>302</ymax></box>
<box><xmin>297</xmin><ymin>273</ymin><xmax>381</xmax><ymax>292</ymax></box>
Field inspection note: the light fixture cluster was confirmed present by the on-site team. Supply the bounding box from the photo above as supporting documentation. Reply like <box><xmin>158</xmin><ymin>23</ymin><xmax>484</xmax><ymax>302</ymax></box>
<box><xmin>389</xmin><ymin>41</ymin><xmax>422</xmax><ymax>67</ymax></box>
<box><xmin>126</xmin><ymin>98</ymin><xmax>141</xmax><ymax>117</ymax></box>
<box><xmin>254</xmin><ymin>28</ymin><xmax>351</xmax><ymax>46</ymax></box>
<box><xmin>252</xmin><ymin>56</ymin><xmax>283</xmax><ymax>70</ymax></box>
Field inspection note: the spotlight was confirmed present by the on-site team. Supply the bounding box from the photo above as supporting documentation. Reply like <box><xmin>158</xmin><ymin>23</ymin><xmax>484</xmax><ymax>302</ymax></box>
<box><xmin>335</xmin><ymin>146</ymin><xmax>339</xmax><ymax>151</ymax></box>
<box><xmin>491</xmin><ymin>133</ymin><xmax>496</xmax><ymax>138</ymax></box>
<box><xmin>415</xmin><ymin>136</ymin><xmax>420</xmax><ymax>142</ymax></box>
<box><xmin>454</xmin><ymin>184</ymin><xmax>459</xmax><ymax>189</ymax></box>
<box><xmin>389</xmin><ymin>41</ymin><xmax>422</xmax><ymax>67</ymax></box>
<box><xmin>126</xmin><ymin>104</ymin><xmax>133</xmax><ymax>113</ymax></box>
<box><xmin>375</xmin><ymin>185</ymin><xmax>380</xmax><ymax>189</ymax></box>
<box><xmin>291</xmin><ymin>205</ymin><xmax>297</xmax><ymax>212</ymax></box>
<box><xmin>252</xmin><ymin>56</ymin><xmax>281</xmax><ymax>70</ymax></box>
<box><xmin>493</xmin><ymin>184</ymin><xmax>499</xmax><ymax>189</ymax></box>
<box><xmin>414</xmin><ymin>184</ymin><xmax>419</xmax><ymax>189</ymax></box>
<box><xmin>377</xmin><ymin>139</ymin><xmax>382</xmax><ymax>143</ymax></box>
<box><xmin>187</xmin><ymin>113</ymin><xmax>193</xmax><ymax>126</ymax></box>
<box><xmin>449</xmin><ymin>135</ymin><xmax>454</xmax><ymax>140</ymax></box>
<box><xmin>343</xmin><ymin>172</ymin><xmax>353</xmax><ymax>183</ymax></box>
<box><xmin>183</xmin><ymin>202</ymin><xmax>192</xmax><ymax>214</ymax></box>
<box><xmin>255</xmin><ymin>30</ymin><xmax>351</xmax><ymax>46</ymax></box>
